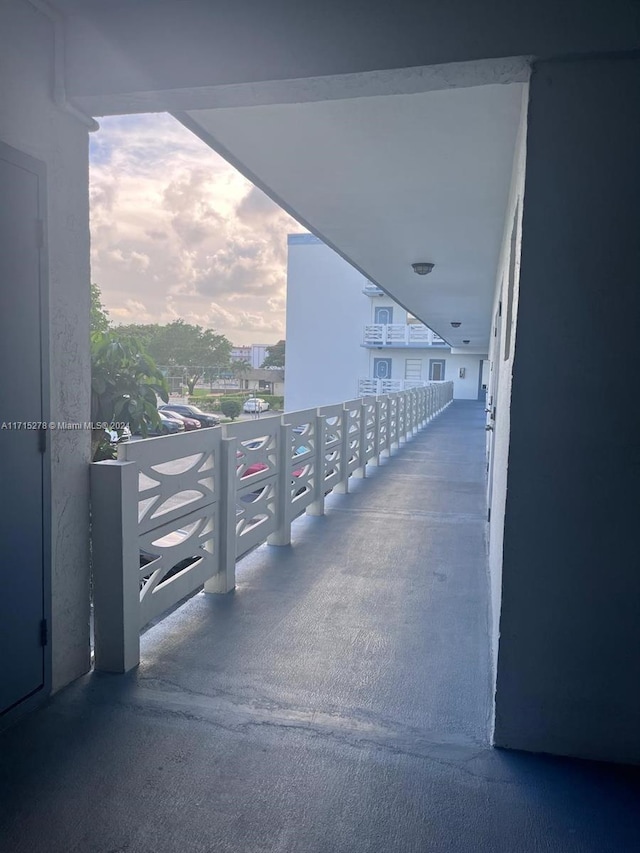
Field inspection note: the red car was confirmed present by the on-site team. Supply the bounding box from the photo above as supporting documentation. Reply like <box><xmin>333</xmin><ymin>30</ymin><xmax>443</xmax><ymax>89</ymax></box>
<box><xmin>159</xmin><ymin>409</ymin><xmax>202</xmax><ymax>430</ymax></box>
<box><xmin>237</xmin><ymin>446</ymin><xmax>307</xmax><ymax>479</ymax></box>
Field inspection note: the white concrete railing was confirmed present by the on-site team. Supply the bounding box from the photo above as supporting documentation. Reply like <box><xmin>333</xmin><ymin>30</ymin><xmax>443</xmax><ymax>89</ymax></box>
<box><xmin>362</xmin><ymin>281</ymin><xmax>385</xmax><ymax>296</ymax></box>
<box><xmin>363</xmin><ymin>323</ymin><xmax>446</xmax><ymax>347</ymax></box>
<box><xmin>358</xmin><ymin>378</ymin><xmax>433</xmax><ymax>396</ymax></box>
<box><xmin>91</xmin><ymin>383</ymin><xmax>454</xmax><ymax>672</ymax></box>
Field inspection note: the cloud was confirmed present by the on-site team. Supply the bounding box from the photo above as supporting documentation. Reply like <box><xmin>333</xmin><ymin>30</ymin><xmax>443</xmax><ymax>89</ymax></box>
<box><xmin>89</xmin><ymin>113</ymin><xmax>306</xmax><ymax>344</ymax></box>
<box><xmin>236</xmin><ymin>185</ymin><xmax>285</xmax><ymax>223</ymax></box>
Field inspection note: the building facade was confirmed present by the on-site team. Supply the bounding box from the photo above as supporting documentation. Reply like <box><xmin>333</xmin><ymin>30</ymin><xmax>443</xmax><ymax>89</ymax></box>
<box><xmin>285</xmin><ymin>234</ymin><xmax>488</xmax><ymax>412</ymax></box>
<box><xmin>230</xmin><ymin>344</ymin><xmax>270</xmax><ymax>369</ymax></box>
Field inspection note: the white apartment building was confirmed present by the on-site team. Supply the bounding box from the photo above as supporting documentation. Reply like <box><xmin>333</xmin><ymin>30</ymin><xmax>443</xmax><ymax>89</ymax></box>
<box><xmin>285</xmin><ymin>234</ymin><xmax>489</xmax><ymax>412</ymax></box>
<box><xmin>230</xmin><ymin>344</ymin><xmax>270</xmax><ymax>369</ymax></box>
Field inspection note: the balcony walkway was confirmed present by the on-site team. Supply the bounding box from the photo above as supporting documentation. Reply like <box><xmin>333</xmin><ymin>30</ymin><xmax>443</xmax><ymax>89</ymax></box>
<box><xmin>2</xmin><ymin>402</ymin><xmax>640</xmax><ymax>852</ymax></box>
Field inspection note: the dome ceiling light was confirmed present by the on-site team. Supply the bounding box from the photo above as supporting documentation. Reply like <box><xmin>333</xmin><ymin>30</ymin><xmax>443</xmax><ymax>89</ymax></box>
<box><xmin>411</xmin><ymin>262</ymin><xmax>434</xmax><ymax>276</ymax></box>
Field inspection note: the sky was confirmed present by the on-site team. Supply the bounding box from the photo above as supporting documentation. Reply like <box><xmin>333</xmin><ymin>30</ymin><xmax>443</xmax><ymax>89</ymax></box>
<box><xmin>89</xmin><ymin>113</ymin><xmax>305</xmax><ymax>345</ymax></box>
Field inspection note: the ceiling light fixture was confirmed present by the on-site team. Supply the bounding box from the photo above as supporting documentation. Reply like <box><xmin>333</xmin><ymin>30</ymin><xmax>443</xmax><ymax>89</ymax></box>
<box><xmin>411</xmin><ymin>262</ymin><xmax>434</xmax><ymax>276</ymax></box>
<box><xmin>463</xmin><ymin>339</ymin><xmax>470</xmax><ymax>344</ymax></box>
<box><xmin>450</xmin><ymin>321</ymin><xmax>461</xmax><ymax>328</ymax></box>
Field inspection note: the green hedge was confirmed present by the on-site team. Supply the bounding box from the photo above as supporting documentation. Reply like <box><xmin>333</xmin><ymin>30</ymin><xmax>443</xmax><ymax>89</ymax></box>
<box><xmin>188</xmin><ymin>393</ymin><xmax>284</xmax><ymax>412</ymax></box>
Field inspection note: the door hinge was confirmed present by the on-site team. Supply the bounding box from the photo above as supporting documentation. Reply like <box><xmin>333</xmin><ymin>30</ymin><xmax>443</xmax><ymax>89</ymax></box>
<box><xmin>36</xmin><ymin>219</ymin><xmax>44</xmax><ymax>249</ymax></box>
<box><xmin>38</xmin><ymin>426</ymin><xmax>47</xmax><ymax>453</ymax></box>
<box><xmin>40</xmin><ymin>618</ymin><xmax>48</xmax><ymax>647</ymax></box>
<box><xmin>487</xmin><ymin>507</ymin><xmax>491</xmax><ymax>523</ymax></box>
<box><xmin>498</xmin><ymin>300</ymin><xmax>502</xmax><ymax>317</ymax></box>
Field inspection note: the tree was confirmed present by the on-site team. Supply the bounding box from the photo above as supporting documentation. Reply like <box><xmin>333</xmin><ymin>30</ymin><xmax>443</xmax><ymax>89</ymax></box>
<box><xmin>220</xmin><ymin>399</ymin><xmax>241</xmax><ymax>420</ymax></box>
<box><xmin>231</xmin><ymin>359</ymin><xmax>252</xmax><ymax>388</ymax></box>
<box><xmin>91</xmin><ymin>282</ymin><xmax>110</xmax><ymax>334</ymax></box>
<box><xmin>261</xmin><ymin>340</ymin><xmax>285</xmax><ymax>369</ymax></box>
<box><xmin>110</xmin><ymin>323</ymin><xmax>160</xmax><ymax>352</ymax></box>
<box><xmin>141</xmin><ymin>320</ymin><xmax>232</xmax><ymax>395</ymax></box>
<box><xmin>90</xmin><ymin>331</ymin><xmax>168</xmax><ymax>461</ymax></box>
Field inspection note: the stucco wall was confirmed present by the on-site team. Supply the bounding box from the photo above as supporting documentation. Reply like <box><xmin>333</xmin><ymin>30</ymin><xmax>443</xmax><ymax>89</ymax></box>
<box><xmin>494</xmin><ymin>56</ymin><xmax>640</xmax><ymax>763</ymax></box>
<box><xmin>285</xmin><ymin>236</ymin><xmax>370</xmax><ymax>411</ymax></box>
<box><xmin>485</xmin><ymin>85</ymin><xmax>528</xmax><ymax>706</ymax></box>
<box><xmin>0</xmin><ymin>1</ymin><xmax>92</xmax><ymax>691</ymax></box>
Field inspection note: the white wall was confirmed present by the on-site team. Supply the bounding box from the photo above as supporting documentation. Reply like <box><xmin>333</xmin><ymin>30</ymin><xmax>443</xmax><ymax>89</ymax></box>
<box><xmin>1</xmin><ymin>0</ymin><xmax>92</xmax><ymax>691</ymax></box>
<box><xmin>250</xmin><ymin>345</ymin><xmax>269</xmax><ymax>369</ymax></box>
<box><xmin>365</xmin><ymin>349</ymin><xmax>484</xmax><ymax>399</ymax></box>
<box><xmin>286</xmin><ymin>235</ymin><xmax>482</xmax><ymax>407</ymax></box>
<box><xmin>485</xmin><ymin>84</ymin><xmax>528</xmax><ymax>712</ymax></box>
<box><xmin>440</xmin><ymin>353</ymin><xmax>485</xmax><ymax>399</ymax></box>
<box><xmin>285</xmin><ymin>235</ymin><xmax>370</xmax><ymax>410</ymax></box>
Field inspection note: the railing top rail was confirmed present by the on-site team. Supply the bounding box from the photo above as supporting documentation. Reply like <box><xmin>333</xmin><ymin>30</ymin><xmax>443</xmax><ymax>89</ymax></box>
<box><xmin>118</xmin><ymin>425</ymin><xmax>221</xmax><ymax>465</ymax></box>
<box><xmin>222</xmin><ymin>415</ymin><xmax>280</xmax><ymax>442</ymax></box>
<box><xmin>281</xmin><ymin>407</ymin><xmax>320</xmax><ymax>426</ymax></box>
<box><xmin>321</xmin><ymin>403</ymin><xmax>347</xmax><ymax>418</ymax></box>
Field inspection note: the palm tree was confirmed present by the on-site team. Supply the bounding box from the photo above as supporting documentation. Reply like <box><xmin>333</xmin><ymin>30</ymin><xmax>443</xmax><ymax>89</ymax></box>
<box><xmin>231</xmin><ymin>359</ymin><xmax>252</xmax><ymax>390</ymax></box>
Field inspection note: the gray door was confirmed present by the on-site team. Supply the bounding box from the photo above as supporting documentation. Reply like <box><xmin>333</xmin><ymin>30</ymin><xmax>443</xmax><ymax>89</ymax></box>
<box><xmin>373</xmin><ymin>358</ymin><xmax>392</xmax><ymax>379</ymax></box>
<box><xmin>429</xmin><ymin>359</ymin><xmax>446</xmax><ymax>381</ymax></box>
<box><xmin>0</xmin><ymin>142</ymin><xmax>48</xmax><ymax>716</ymax></box>
<box><xmin>374</xmin><ymin>306</ymin><xmax>393</xmax><ymax>324</ymax></box>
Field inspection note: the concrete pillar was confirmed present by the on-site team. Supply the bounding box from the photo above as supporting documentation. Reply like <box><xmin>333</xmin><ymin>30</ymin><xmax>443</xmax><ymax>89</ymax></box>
<box><xmin>91</xmin><ymin>460</ymin><xmax>140</xmax><ymax>673</ymax></box>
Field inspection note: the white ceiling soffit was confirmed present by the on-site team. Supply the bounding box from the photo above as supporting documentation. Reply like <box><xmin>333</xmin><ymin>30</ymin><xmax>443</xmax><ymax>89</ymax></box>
<box><xmin>176</xmin><ymin>64</ymin><xmax>527</xmax><ymax>351</ymax></box>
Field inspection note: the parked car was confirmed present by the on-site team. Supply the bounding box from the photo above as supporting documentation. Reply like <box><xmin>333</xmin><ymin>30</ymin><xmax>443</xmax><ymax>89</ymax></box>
<box><xmin>146</xmin><ymin>411</ymin><xmax>185</xmax><ymax>435</ymax></box>
<box><xmin>237</xmin><ymin>446</ymin><xmax>308</xmax><ymax>500</ymax></box>
<box><xmin>237</xmin><ymin>451</ymin><xmax>268</xmax><ymax>479</ymax></box>
<box><xmin>158</xmin><ymin>409</ymin><xmax>202</xmax><ymax>431</ymax></box>
<box><xmin>243</xmin><ymin>397</ymin><xmax>270</xmax><ymax>413</ymax></box>
<box><xmin>158</xmin><ymin>404</ymin><xmax>220</xmax><ymax>428</ymax></box>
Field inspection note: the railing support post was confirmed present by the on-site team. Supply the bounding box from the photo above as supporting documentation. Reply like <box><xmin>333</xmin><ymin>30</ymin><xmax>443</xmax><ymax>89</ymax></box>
<box><xmin>353</xmin><ymin>401</ymin><xmax>368</xmax><ymax>478</ymax></box>
<box><xmin>268</xmin><ymin>422</ymin><xmax>293</xmax><ymax>546</ymax></box>
<box><xmin>372</xmin><ymin>399</ymin><xmax>383</xmax><ymax>465</ymax></box>
<box><xmin>91</xmin><ymin>460</ymin><xmax>140</xmax><ymax>673</ymax></box>
<box><xmin>307</xmin><ymin>413</ymin><xmax>326</xmax><ymax>516</ymax></box>
<box><xmin>334</xmin><ymin>407</ymin><xmax>350</xmax><ymax>493</ymax></box>
<box><xmin>204</xmin><ymin>436</ymin><xmax>237</xmax><ymax>593</ymax></box>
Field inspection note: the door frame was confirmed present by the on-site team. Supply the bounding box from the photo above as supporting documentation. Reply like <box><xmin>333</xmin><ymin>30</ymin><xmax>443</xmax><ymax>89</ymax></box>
<box><xmin>373</xmin><ymin>357</ymin><xmax>392</xmax><ymax>379</ymax></box>
<box><xmin>428</xmin><ymin>358</ymin><xmax>446</xmax><ymax>381</ymax></box>
<box><xmin>374</xmin><ymin>306</ymin><xmax>393</xmax><ymax>325</ymax></box>
<box><xmin>0</xmin><ymin>139</ymin><xmax>52</xmax><ymax>728</ymax></box>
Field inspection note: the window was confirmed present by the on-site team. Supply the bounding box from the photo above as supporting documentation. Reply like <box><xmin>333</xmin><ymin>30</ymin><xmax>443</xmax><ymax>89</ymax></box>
<box><xmin>405</xmin><ymin>358</ymin><xmax>422</xmax><ymax>380</ymax></box>
<box><xmin>374</xmin><ymin>306</ymin><xmax>393</xmax><ymax>325</ymax></box>
<box><xmin>429</xmin><ymin>359</ymin><xmax>446</xmax><ymax>381</ymax></box>
<box><xmin>373</xmin><ymin>358</ymin><xmax>392</xmax><ymax>379</ymax></box>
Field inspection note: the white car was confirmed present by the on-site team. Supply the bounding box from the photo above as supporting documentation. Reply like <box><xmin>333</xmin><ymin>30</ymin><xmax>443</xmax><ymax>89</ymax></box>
<box><xmin>243</xmin><ymin>397</ymin><xmax>270</xmax><ymax>413</ymax></box>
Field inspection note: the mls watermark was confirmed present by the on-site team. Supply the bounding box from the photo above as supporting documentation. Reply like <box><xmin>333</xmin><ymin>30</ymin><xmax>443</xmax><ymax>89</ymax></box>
<box><xmin>1</xmin><ymin>421</ymin><xmax>128</xmax><ymax>431</ymax></box>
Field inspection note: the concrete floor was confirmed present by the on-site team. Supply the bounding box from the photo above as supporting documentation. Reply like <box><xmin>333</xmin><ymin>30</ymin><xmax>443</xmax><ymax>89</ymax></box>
<box><xmin>1</xmin><ymin>401</ymin><xmax>639</xmax><ymax>852</ymax></box>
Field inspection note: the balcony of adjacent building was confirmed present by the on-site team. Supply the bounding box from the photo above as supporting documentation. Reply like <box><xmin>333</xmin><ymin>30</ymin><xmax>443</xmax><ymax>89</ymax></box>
<box><xmin>362</xmin><ymin>281</ymin><xmax>385</xmax><ymax>296</ymax></box>
<box><xmin>357</xmin><ymin>377</ymin><xmax>434</xmax><ymax>396</ymax></box>
<box><xmin>363</xmin><ymin>323</ymin><xmax>447</xmax><ymax>348</ymax></box>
